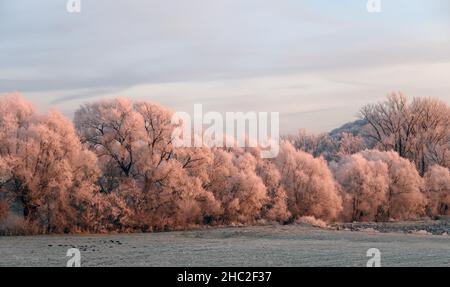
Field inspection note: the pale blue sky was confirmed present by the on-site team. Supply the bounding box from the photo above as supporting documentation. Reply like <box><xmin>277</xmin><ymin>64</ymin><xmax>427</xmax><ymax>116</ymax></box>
<box><xmin>1</xmin><ymin>0</ymin><xmax>449</xmax><ymax>132</ymax></box>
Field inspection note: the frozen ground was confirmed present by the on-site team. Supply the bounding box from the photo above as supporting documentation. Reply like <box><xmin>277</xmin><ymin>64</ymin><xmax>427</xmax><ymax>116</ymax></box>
<box><xmin>1</xmin><ymin>224</ymin><xmax>449</xmax><ymax>267</ymax></box>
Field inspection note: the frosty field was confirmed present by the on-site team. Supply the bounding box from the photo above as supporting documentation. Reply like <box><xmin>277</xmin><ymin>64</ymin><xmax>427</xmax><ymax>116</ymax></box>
<box><xmin>1</xmin><ymin>224</ymin><xmax>449</xmax><ymax>267</ymax></box>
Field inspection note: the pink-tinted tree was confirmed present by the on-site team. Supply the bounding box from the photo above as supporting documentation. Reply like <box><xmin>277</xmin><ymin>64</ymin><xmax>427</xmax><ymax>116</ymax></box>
<box><xmin>255</xmin><ymin>159</ymin><xmax>290</xmax><ymax>222</ymax></box>
<box><xmin>275</xmin><ymin>142</ymin><xmax>343</xmax><ymax>221</ymax></box>
<box><xmin>206</xmin><ymin>149</ymin><xmax>269</xmax><ymax>224</ymax></box>
<box><xmin>334</xmin><ymin>154</ymin><xmax>389</xmax><ymax>222</ymax></box>
<box><xmin>75</xmin><ymin>98</ymin><xmax>222</xmax><ymax>231</ymax></box>
<box><xmin>0</xmin><ymin>94</ymin><xmax>100</xmax><ymax>233</ymax></box>
<box><xmin>360</xmin><ymin>93</ymin><xmax>450</xmax><ymax>175</ymax></box>
<box><xmin>360</xmin><ymin>150</ymin><xmax>426</xmax><ymax>220</ymax></box>
<box><xmin>424</xmin><ymin>165</ymin><xmax>450</xmax><ymax>216</ymax></box>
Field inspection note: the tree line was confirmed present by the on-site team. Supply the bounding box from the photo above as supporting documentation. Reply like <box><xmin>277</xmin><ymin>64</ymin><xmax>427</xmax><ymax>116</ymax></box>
<box><xmin>0</xmin><ymin>93</ymin><xmax>449</xmax><ymax>234</ymax></box>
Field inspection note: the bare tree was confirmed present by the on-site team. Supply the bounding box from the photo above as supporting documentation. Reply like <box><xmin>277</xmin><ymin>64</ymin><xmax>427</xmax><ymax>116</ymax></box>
<box><xmin>360</xmin><ymin>93</ymin><xmax>449</xmax><ymax>175</ymax></box>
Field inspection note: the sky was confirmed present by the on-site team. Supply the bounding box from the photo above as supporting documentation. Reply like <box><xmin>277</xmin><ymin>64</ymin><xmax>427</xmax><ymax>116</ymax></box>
<box><xmin>1</xmin><ymin>0</ymin><xmax>450</xmax><ymax>133</ymax></box>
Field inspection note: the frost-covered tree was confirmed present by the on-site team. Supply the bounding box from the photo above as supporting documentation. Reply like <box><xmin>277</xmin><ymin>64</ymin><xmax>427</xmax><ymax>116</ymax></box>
<box><xmin>284</xmin><ymin>129</ymin><xmax>336</xmax><ymax>160</ymax></box>
<box><xmin>334</xmin><ymin>133</ymin><xmax>366</xmax><ymax>159</ymax></box>
<box><xmin>75</xmin><ymin>98</ymin><xmax>221</xmax><ymax>231</ymax></box>
<box><xmin>334</xmin><ymin>154</ymin><xmax>389</xmax><ymax>222</ymax></box>
<box><xmin>276</xmin><ymin>141</ymin><xmax>342</xmax><ymax>221</ymax></box>
<box><xmin>206</xmin><ymin>149</ymin><xmax>268</xmax><ymax>224</ymax></box>
<box><xmin>74</xmin><ymin>98</ymin><xmax>145</xmax><ymax>192</ymax></box>
<box><xmin>360</xmin><ymin>93</ymin><xmax>449</xmax><ymax>175</ymax></box>
<box><xmin>0</xmin><ymin>94</ymin><xmax>99</xmax><ymax>233</ymax></box>
<box><xmin>285</xmin><ymin>130</ymin><xmax>366</xmax><ymax>162</ymax></box>
<box><xmin>409</xmin><ymin>98</ymin><xmax>450</xmax><ymax>175</ymax></box>
<box><xmin>360</xmin><ymin>150</ymin><xmax>425</xmax><ymax>220</ymax></box>
<box><xmin>256</xmin><ymin>159</ymin><xmax>290</xmax><ymax>222</ymax></box>
<box><xmin>424</xmin><ymin>165</ymin><xmax>450</xmax><ymax>216</ymax></box>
